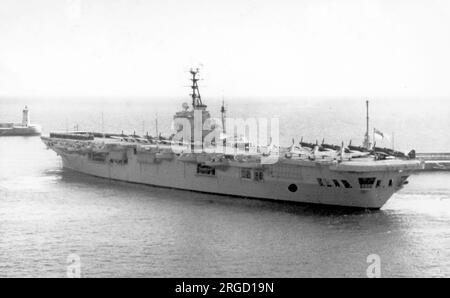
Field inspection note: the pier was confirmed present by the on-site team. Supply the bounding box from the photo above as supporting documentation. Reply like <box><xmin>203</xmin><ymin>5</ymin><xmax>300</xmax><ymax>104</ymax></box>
<box><xmin>416</xmin><ymin>153</ymin><xmax>450</xmax><ymax>171</ymax></box>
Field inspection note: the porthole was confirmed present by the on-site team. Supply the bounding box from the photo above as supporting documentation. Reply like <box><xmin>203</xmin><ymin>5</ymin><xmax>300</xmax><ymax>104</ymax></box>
<box><xmin>288</xmin><ymin>184</ymin><xmax>298</xmax><ymax>192</ymax></box>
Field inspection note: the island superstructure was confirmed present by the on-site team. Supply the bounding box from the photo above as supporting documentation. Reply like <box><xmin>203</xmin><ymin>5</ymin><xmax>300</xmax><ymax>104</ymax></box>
<box><xmin>0</xmin><ymin>106</ymin><xmax>41</xmax><ymax>136</ymax></box>
<box><xmin>41</xmin><ymin>69</ymin><xmax>423</xmax><ymax>209</ymax></box>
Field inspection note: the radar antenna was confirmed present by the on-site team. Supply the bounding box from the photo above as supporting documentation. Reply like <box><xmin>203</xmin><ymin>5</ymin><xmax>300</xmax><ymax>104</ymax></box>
<box><xmin>190</xmin><ymin>68</ymin><xmax>206</xmax><ymax>109</ymax></box>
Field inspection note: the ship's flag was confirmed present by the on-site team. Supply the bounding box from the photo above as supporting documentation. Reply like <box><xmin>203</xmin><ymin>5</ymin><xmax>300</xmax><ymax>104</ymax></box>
<box><xmin>374</xmin><ymin>128</ymin><xmax>384</xmax><ymax>139</ymax></box>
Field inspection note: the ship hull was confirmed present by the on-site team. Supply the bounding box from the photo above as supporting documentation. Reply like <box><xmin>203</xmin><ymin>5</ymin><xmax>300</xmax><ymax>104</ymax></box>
<box><xmin>54</xmin><ymin>148</ymin><xmax>417</xmax><ymax>209</ymax></box>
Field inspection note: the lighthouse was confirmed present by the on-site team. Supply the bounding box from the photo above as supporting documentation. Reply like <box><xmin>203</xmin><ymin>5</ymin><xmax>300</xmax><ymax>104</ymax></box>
<box><xmin>0</xmin><ymin>106</ymin><xmax>41</xmax><ymax>136</ymax></box>
<box><xmin>22</xmin><ymin>106</ymin><xmax>30</xmax><ymax>127</ymax></box>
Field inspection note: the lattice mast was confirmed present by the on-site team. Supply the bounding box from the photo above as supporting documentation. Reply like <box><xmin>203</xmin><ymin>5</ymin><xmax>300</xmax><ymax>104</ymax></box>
<box><xmin>190</xmin><ymin>68</ymin><xmax>207</xmax><ymax>109</ymax></box>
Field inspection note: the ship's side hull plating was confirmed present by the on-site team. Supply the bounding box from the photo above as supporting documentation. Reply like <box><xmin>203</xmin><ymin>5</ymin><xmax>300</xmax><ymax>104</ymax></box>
<box><xmin>55</xmin><ymin>148</ymin><xmax>415</xmax><ymax>209</ymax></box>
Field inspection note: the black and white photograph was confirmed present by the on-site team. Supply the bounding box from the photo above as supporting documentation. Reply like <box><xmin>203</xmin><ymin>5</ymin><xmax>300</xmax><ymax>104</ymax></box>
<box><xmin>0</xmin><ymin>0</ymin><xmax>449</xmax><ymax>283</ymax></box>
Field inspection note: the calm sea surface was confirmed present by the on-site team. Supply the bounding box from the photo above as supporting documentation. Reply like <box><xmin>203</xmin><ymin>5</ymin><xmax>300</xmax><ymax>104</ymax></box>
<box><xmin>0</xmin><ymin>98</ymin><xmax>449</xmax><ymax>277</ymax></box>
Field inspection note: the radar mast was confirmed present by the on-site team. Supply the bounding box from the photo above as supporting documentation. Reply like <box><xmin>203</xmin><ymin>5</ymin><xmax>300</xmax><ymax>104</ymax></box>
<box><xmin>190</xmin><ymin>68</ymin><xmax>206</xmax><ymax>109</ymax></box>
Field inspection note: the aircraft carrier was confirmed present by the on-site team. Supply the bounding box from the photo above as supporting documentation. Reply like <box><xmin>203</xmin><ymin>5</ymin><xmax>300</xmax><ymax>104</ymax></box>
<box><xmin>41</xmin><ymin>69</ymin><xmax>423</xmax><ymax>209</ymax></box>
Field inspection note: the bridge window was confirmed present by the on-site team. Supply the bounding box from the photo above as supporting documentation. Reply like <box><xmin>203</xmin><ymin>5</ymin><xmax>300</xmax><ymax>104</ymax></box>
<box><xmin>358</xmin><ymin>177</ymin><xmax>376</xmax><ymax>189</ymax></box>
<box><xmin>240</xmin><ymin>168</ymin><xmax>252</xmax><ymax>179</ymax></box>
<box><xmin>317</xmin><ymin>178</ymin><xmax>324</xmax><ymax>186</ymax></box>
<box><xmin>376</xmin><ymin>180</ymin><xmax>382</xmax><ymax>188</ymax></box>
<box><xmin>333</xmin><ymin>179</ymin><xmax>341</xmax><ymax>187</ymax></box>
<box><xmin>341</xmin><ymin>180</ymin><xmax>352</xmax><ymax>188</ymax></box>
<box><xmin>254</xmin><ymin>170</ymin><xmax>264</xmax><ymax>182</ymax></box>
<box><xmin>89</xmin><ymin>152</ymin><xmax>107</xmax><ymax>162</ymax></box>
<box><xmin>388</xmin><ymin>179</ymin><xmax>393</xmax><ymax>187</ymax></box>
<box><xmin>197</xmin><ymin>164</ymin><xmax>215</xmax><ymax>176</ymax></box>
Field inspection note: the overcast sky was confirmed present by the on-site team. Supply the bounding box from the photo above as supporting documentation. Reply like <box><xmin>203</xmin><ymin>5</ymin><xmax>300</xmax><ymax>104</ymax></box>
<box><xmin>1</xmin><ymin>0</ymin><xmax>450</xmax><ymax>98</ymax></box>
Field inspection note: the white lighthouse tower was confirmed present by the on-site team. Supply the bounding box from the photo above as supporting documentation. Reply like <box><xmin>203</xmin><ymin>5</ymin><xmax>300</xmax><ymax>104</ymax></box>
<box><xmin>22</xmin><ymin>106</ymin><xmax>30</xmax><ymax>127</ymax></box>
